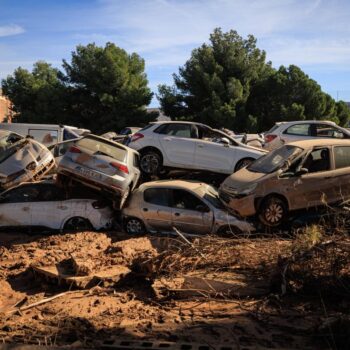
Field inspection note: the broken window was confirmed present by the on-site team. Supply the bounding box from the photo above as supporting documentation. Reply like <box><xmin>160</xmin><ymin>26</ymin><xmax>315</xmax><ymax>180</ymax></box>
<box><xmin>172</xmin><ymin>189</ymin><xmax>209</xmax><ymax>212</ymax></box>
<box><xmin>144</xmin><ymin>188</ymin><xmax>171</xmax><ymax>206</ymax></box>
<box><xmin>314</xmin><ymin>124</ymin><xmax>344</xmax><ymax>139</ymax></box>
<box><xmin>303</xmin><ymin>148</ymin><xmax>330</xmax><ymax>173</ymax></box>
<box><xmin>334</xmin><ymin>146</ymin><xmax>350</xmax><ymax>169</ymax></box>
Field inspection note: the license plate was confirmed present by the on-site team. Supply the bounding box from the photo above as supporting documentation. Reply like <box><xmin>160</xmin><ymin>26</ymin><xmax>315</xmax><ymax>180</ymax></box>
<box><xmin>75</xmin><ymin>166</ymin><xmax>102</xmax><ymax>181</ymax></box>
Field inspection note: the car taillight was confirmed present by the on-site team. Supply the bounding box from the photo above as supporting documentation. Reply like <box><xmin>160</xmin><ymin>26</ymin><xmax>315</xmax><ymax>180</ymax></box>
<box><xmin>130</xmin><ymin>133</ymin><xmax>144</xmax><ymax>142</ymax></box>
<box><xmin>264</xmin><ymin>134</ymin><xmax>277</xmax><ymax>143</ymax></box>
<box><xmin>110</xmin><ymin>162</ymin><xmax>129</xmax><ymax>174</ymax></box>
<box><xmin>69</xmin><ymin>146</ymin><xmax>82</xmax><ymax>153</ymax></box>
<box><xmin>92</xmin><ymin>200</ymin><xmax>107</xmax><ymax>209</ymax></box>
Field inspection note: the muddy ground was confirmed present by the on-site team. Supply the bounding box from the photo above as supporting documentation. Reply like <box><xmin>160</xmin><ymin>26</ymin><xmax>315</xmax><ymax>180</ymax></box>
<box><xmin>0</xmin><ymin>230</ymin><xmax>349</xmax><ymax>349</ymax></box>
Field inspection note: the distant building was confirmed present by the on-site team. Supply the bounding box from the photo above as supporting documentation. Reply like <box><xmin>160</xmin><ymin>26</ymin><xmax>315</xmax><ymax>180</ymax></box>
<box><xmin>0</xmin><ymin>89</ymin><xmax>13</xmax><ymax>123</ymax></box>
<box><xmin>147</xmin><ymin>107</ymin><xmax>171</xmax><ymax>121</ymax></box>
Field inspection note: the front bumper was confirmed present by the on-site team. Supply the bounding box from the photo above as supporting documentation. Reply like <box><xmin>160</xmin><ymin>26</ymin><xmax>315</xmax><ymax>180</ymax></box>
<box><xmin>219</xmin><ymin>188</ymin><xmax>256</xmax><ymax>217</ymax></box>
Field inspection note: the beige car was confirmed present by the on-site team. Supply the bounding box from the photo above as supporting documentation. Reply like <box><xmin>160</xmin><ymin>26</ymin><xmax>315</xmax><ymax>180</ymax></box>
<box><xmin>122</xmin><ymin>180</ymin><xmax>254</xmax><ymax>236</ymax></box>
<box><xmin>219</xmin><ymin>139</ymin><xmax>350</xmax><ymax>227</ymax></box>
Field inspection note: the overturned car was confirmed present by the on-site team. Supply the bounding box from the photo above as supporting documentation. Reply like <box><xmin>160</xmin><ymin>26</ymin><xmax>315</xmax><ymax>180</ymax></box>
<box><xmin>219</xmin><ymin>139</ymin><xmax>350</xmax><ymax>227</ymax></box>
<box><xmin>0</xmin><ymin>130</ymin><xmax>55</xmax><ymax>190</ymax></box>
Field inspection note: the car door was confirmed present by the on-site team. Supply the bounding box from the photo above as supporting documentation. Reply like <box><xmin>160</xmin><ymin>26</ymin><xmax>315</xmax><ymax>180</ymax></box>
<box><xmin>193</xmin><ymin>130</ymin><xmax>236</xmax><ymax>173</ymax></box>
<box><xmin>281</xmin><ymin>123</ymin><xmax>312</xmax><ymax>144</ymax></box>
<box><xmin>0</xmin><ymin>185</ymin><xmax>35</xmax><ymax>227</ymax></box>
<box><xmin>156</xmin><ymin>124</ymin><xmax>197</xmax><ymax>167</ymax></box>
<box><xmin>29</xmin><ymin>184</ymin><xmax>67</xmax><ymax>229</ymax></box>
<box><xmin>332</xmin><ymin>146</ymin><xmax>350</xmax><ymax>200</ymax></box>
<box><xmin>289</xmin><ymin>147</ymin><xmax>337</xmax><ymax>209</ymax></box>
<box><xmin>171</xmin><ymin>189</ymin><xmax>213</xmax><ymax>235</ymax></box>
<box><xmin>141</xmin><ymin>188</ymin><xmax>173</xmax><ymax>231</ymax></box>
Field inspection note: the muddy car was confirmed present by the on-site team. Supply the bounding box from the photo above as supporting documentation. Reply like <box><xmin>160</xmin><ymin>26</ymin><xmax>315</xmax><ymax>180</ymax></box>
<box><xmin>57</xmin><ymin>134</ymin><xmax>140</xmax><ymax>209</ymax></box>
<box><xmin>219</xmin><ymin>139</ymin><xmax>350</xmax><ymax>227</ymax></box>
<box><xmin>0</xmin><ymin>130</ymin><xmax>55</xmax><ymax>190</ymax></box>
<box><xmin>0</xmin><ymin>181</ymin><xmax>113</xmax><ymax>231</ymax></box>
<box><xmin>122</xmin><ymin>180</ymin><xmax>254</xmax><ymax>235</ymax></box>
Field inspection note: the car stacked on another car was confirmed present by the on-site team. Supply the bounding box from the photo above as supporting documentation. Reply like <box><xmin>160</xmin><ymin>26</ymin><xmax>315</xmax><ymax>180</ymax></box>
<box><xmin>57</xmin><ymin>134</ymin><xmax>141</xmax><ymax>209</ymax></box>
<box><xmin>219</xmin><ymin>139</ymin><xmax>350</xmax><ymax>227</ymax></box>
<box><xmin>0</xmin><ymin>130</ymin><xmax>55</xmax><ymax>190</ymax></box>
<box><xmin>122</xmin><ymin>179</ymin><xmax>254</xmax><ymax>236</ymax></box>
<box><xmin>128</xmin><ymin>121</ymin><xmax>266</xmax><ymax>175</ymax></box>
<box><xmin>263</xmin><ymin>120</ymin><xmax>350</xmax><ymax>151</ymax></box>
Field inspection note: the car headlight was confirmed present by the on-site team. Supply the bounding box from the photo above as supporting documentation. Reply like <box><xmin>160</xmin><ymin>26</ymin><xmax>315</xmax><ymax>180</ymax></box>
<box><xmin>238</xmin><ymin>183</ymin><xmax>257</xmax><ymax>196</ymax></box>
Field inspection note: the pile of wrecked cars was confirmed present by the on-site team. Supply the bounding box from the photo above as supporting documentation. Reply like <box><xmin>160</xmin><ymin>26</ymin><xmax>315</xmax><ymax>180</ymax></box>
<box><xmin>1</xmin><ymin>119</ymin><xmax>350</xmax><ymax>235</ymax></box>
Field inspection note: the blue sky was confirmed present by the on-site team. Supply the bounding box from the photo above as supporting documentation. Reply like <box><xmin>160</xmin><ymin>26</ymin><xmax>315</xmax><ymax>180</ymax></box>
<box><xmin>1</xmin><ymin>0</ymin><xmax>350</xmax><ymax>106</ymax></box>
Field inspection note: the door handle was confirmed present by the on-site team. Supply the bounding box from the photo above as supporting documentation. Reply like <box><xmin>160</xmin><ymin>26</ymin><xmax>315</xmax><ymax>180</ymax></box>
<box><xmin>143</xmin><ymin>208</ymin><xmax>148</xmax><ymax>212</ymax></box>
<box><xmin>58</xmin><ymin>205</ymin><xmax>68</xmax><ymax>210</ymax></box>
<box><xmin>164</xmin><ymin>137</ymin><xmax>172</xmax><ymax>141</ymax></box>
<box><xmin>22</xmin><ymin>207</ymin><xmax>30</xmax><ymax>212</ymax></box>
<box><xmin>324</xmin><ymin>177</ymin><xmax>332</xmax><ymax>179</ymax></box>
<box><xmin>198</xmin><ymin>144</ymin><xmax>204</xmax><ymax>148</ymax></box>
<box><xmin>174</xmin><ymin>212</ymin><xmax>180</xmax><ymax>216</ymax></box>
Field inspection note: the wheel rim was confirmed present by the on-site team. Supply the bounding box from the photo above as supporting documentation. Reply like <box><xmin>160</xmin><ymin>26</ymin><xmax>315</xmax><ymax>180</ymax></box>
<box><xmin>264</xmin><ymin>203</ymin><xmax>284</xmax><ymax>224</ymax></box>
<box><xmin>65</xmin><ymin>217</ymin><xmax>89</xmax><ymax>231</ymax></box>
<box><xmin>141</xmin><ymin>154</ymin><xmax>159</xmax><ymax>174</ymax></box>
<box><xmin>126</xmin><ymin>219</ymin><xmax>143</xmax><ymax>234</ymax></box>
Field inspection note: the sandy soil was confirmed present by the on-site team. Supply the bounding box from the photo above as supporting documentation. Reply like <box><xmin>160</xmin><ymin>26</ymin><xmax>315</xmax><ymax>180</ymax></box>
<box><xmin>0</xmin><ymin>231</ymin><xmax>348</xmax><ymax>349</ymax></box>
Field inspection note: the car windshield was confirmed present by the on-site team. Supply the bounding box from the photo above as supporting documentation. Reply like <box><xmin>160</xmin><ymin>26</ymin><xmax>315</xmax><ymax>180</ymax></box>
<box><xmin>0</xmin><ymin>132</ymin><xmax>25</xmax><ymax>163</ymax></box>
<box><xmin>77</xmin><ymin>136</ymin><xmax>127</xmax><ymax>162</ymax></box>
<box><xmin>202</xmin><ymin>185</ymin><xmax>224</xmax><ymax>209</ymax></box>
<box><xmin>248</xmin><ymin>145</ymin><xmax>303</xmax><ymax>174</ymax></box>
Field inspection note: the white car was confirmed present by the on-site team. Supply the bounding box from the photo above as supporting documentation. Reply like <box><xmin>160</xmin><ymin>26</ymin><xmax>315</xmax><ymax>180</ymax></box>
<box><xmin>0</xmin><ymin>182</ymin><xmax>114</xmax><ymax>231</ymax></box>
<box><xmin>128</xmin><ymin>121</ymin><xmax>266</xmax><ymax>175</ymax></box>
<box><xmin>264</xmin><ymin>120</ymin><xmax>350</xmax><ymax>151</ymax></box>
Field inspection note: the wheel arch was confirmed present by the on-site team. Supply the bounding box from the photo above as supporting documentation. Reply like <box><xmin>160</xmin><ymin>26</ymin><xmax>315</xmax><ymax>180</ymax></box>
<box><xmin>61</xmin><ymin>216</ymin><xmax>92</xmax><ymax>230</ymax></box>
<box><xmin>256</xmin><ymin>193</ymin><xmax>289</xmax><ymax>212</ymax></box>
<box><xmin>234</xmin><ymin>157</ymin><xmax>255</xmax><ymax>172</ymax></box>
<box><xmin>139</xmin><ymin>146</ymin><xmax>163</xmax><ymax>159</ymax></box>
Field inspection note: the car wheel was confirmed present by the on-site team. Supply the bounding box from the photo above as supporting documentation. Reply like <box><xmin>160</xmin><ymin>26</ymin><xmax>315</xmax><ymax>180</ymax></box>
<box><xmin>235</xmin><ymin>158</ymin><xmax>254</xmax><ymax>172</ymax></box>
<box><xmin>140</xmin><ymin>151</ymin><xmax>162</xmax><ymax>174</ymax></box>
<box><xmin>259</xmin><ymin>196</ymin><xmax>287</xmax><ymax>227</ymax></box>
<box><xmin>64</xmin><ymin>217</ymin><xmax>92</xmax><ymax>231</ymax></box>
<box><xmin>125</xmin><ymin>217</ymin><xmax>146</xmax><ymax>235</ymax></box>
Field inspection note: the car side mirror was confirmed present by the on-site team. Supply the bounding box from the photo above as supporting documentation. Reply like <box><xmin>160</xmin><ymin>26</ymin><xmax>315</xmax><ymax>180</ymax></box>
<box><xmin>295</xmin><ymin>167</ymin><xmax>308</xmax><ymax>176</ymax></box>
<box><xmin>221</xmin><ymin>137</ymin><xmax>230</xmax><ymax>147</ymax></box>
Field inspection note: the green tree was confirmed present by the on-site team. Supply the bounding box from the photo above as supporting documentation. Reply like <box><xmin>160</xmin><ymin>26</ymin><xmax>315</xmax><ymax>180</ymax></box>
<box><xmin>1</xmin><ymin>43</ymin><xmax>156</xmax><ymax>133</ymax></box>
<box><xmin>1</xmin><ymin>61</ymin><xmax>69</xmax><ymax>124</ymax></box>
<box><xmin>158</xmin><ymin>28</ymin><xmax>272</xmax><ymax>130</ymax></box>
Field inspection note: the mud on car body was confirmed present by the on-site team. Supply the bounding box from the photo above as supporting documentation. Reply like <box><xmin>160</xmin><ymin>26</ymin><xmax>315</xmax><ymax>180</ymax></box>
<box><xmin>57</xmin><ymin>134</ymin><xmax>140</xmax><ymax>209</ymax></box>
<box><xmin>122</xmin><ymin>179</ymin><xmax>254</xmax><ymax>236</ymax></box>
<box><xmin>219</xmin><ymin>139</ymin><xmax>350</xmax><ymax>227</ymax></box>
<box><xmin>0</xmin><ymin>130</ymin><xmax>55</xmax><ymax>190</ymax></box>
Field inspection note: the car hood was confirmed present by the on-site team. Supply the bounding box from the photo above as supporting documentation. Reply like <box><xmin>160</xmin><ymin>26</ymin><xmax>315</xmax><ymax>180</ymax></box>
<box><xmin>221</xmin><ymin>167</ymin><xmax>267</xmax><ymax>192</ymax></box>
<box><xmin>0</xmin><ymin>140</ymin><xmax>47</xmax><ymax>176</ymax></box>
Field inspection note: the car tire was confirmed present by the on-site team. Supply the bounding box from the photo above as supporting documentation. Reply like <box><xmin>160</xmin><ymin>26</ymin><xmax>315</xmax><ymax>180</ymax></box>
<box><xmin>235</xmin><ymin>158</ymin><xmax>254</xmax><ymax>172</ymax></box>
<box><xmin>140</xmin><ymin>151</ymin><xmax>162</xmax><ymax>175</ymax></box>
<box><xmin>63</xmin><ymin>217</ymin><xmax>92</xmax><ymax>231</ymax></box>
<box><xmin>124</xmin><ymin>217</ymin><xmax>146</xmax><ymax>235</ymax></box>
<box><xmin>258</xmin><ymin>196</ymin><xmax>287</xmax><ymax>227</ymax></box>
<box><xmin>217</xmin><ymin>225</ymin><xmax>243</xmax><ymax>237</ymax></box>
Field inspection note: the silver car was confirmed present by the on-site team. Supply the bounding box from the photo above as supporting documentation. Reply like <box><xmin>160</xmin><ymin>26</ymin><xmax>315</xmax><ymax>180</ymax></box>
<box><xmin>122</xmin><ymin>180</ymin><xmax>254</xmax><ymax>236</ymax></box>
<box><xmin>0</xmin><ymin>130</ymin><xmax>55</xmax><ymax>190</ymax></box>
<box><xmin>57</xmin><ymin>134</ymin><xmax>141</xmax><ymax>209</ymax></box>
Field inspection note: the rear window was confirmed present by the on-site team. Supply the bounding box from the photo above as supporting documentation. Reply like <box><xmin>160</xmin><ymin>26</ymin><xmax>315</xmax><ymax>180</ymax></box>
<box><xmin>77</xmin><ymin>136</ymin><xmax>126</xmax><ymax>162</ymax></box>
<box><xmin>266</xmin><ymin>124</ymin><xmax>280</xmax><ymax>134</ymax></box>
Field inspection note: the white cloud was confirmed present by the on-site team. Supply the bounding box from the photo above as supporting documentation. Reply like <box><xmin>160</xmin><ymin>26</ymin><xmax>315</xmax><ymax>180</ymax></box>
<box><xmin>0</xmin><ymin>24</ymin><xmax>25</xmax><ymax>37</ymax></box>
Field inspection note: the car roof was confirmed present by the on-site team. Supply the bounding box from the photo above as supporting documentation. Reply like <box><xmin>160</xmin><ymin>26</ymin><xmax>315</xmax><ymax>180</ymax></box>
<box><xmin>139</xmin><ymin>179</ymin><xmax>209</xmax><ymax>191</ymax></box>
<box><xmin>288</xmin><ymin>138</ymin><xmax>350</xmax><ymax>148</ymax></box>
<box><xmin>275</xmin><ymin>120</ymin><xmax>337</xmax><ymax>126</ymax></box>
<box><xmin>150</xmin><ymin>121</ymin><xmax>209</xmax><ymax>127</ymax></box>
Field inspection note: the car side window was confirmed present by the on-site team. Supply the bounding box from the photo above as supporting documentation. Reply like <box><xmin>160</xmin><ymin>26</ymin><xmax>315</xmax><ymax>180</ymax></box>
<box><xmin>315</xmin><ymin>124</ymin><xmax>344</xmax><ymax>139</ymax></box>
<box><xmin>0</xmin><ymin>186</ymin><xmax>41</xmax><ymax>203</ymax></box>
<box><xmin>172</xmin><ymin>189</ymin><xmax>209</xmax><ymax>212</ymax></box>
<box><xmin>334</xmin><ymin>146</ymin><xmax>350</xmax><ymax>169</ymax></box>
<box><xmin>157</xmin><ymin>124</ymin><xmax>192</xmax><ymax>138</ymax></box>
<box><xmin>144</xmin><ymin>188</ymin><xmax>171</xmax><ymax>207</ymax></box>
<box><xmin>303</xmin><ymin>148</ymin><xmax>330</xmax><ymax>173</ymax></box>
<box><xmin>38</xmin><ymin>185</ymin><xmax>65</xmax><ymax>201</ymax></box>
<box><xmin>54</xmin><ymin>141</ymin><xmax>73</xmax><ymax>157</ymax></box>
<box><xmin>284</xmin><ymin>124</ymin><xmax>311</xmax><ymax>136</ymax></box>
